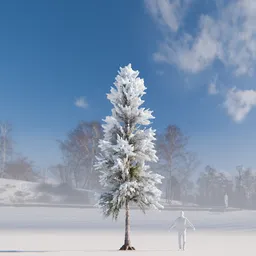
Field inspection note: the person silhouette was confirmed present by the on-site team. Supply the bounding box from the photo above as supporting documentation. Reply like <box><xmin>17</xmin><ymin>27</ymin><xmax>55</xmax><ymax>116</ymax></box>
<box><xmin>224</xmin><ymin>193</ymin><xmax>228</xmax><ymax>209</ymax></box>
<box><xmin>169</xmin><ymin>211</ymin><xmax>195</xmax><ymax>251</ymax></box>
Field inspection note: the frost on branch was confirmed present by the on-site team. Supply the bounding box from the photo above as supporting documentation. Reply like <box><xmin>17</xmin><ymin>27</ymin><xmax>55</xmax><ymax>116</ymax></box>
<box><xmin>95</xmin><ymin>64</ymin><xmax>164</xmax><ymax>219</ymax></box>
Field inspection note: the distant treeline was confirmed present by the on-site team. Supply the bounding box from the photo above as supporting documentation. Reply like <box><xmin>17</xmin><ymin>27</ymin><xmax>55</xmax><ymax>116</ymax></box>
<box><xmin>2</xmin><ymin>121</ymin><xmax>256</xmax><ymax>209</ymax></box>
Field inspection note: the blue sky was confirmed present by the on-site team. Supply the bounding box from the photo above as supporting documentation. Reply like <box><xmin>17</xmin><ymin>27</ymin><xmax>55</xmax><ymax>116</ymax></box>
<box><xmin>1</xmin><ymin>0</ymin><xmax>256</xmax><ymax>173</ymax></box>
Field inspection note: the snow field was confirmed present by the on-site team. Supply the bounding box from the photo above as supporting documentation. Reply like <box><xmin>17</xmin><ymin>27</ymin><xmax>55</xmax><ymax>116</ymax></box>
<box><xmin>0</xmin><ymin>230</ymin><xmax>254</xmax><ymax>256</ymax></box>
<box><xmin>0</xmin><ymin>207</ymin><xmax>255</xmax><ymax>255</ymax></box>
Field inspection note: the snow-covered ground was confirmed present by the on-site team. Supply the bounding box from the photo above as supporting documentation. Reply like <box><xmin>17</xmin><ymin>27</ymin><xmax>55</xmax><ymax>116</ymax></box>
<box><xmin>159</xmin><ymin>198</ymin><xmax>198</xmax><ymax>207</ymax></box>
<box><xmin>0</xmin><ymin>178</ymin><xmax>94</xmax><ymax>205</ymax></box>
<box><xmin>0</xmin><ymin>178</ymin><xmax>37</xmax><ymax>204</ymax></box>
<box><xmin>0</xmin><ymin>207</ymin><xmax>255</xmax><ymax>255</ymax></box>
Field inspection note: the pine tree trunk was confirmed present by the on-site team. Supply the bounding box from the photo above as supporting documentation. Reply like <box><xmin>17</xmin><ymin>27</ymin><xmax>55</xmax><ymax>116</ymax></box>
<box><xmin>119</xmin><ymin>200</ymin><xmax>135</xmax><ymax>250</ymax></box>
<box><xmin>124</xmin><ymin>200</ymin><xmax>130</xmax><ymax>246</ymax></box>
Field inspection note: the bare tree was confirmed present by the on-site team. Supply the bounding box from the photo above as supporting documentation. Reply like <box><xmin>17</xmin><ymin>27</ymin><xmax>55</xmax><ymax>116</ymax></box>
<box><xmin>5</xmin><ymin>155</ymin><xmax>38</xmax><ymax>181</ymax></box>
<box><xmin>58</xmin><ymin>121</ymin><xmax>102</xmax><ymax>189</ymax></box>
<box><xmin>49</xmin><ymin>164</ymin><xmax>72</xmax><ymax>185</ymax></box>
<box><xmin>235</xmin><ymin>165</ymin><xmax>256</xmax><ymax>208</ymax></box>
<box><xmin>235</xmin><ymin>165</ymin><xmax>245</xmax><ymax>207</ymax></box>
<box><xmin>0</xmin><ymin>122</ymin><xmax>12</xmax><ymax>177</ymax></box>
<box><xmin>197</xmin><ymin>166</ymin><xmax>232</xmax><ymax>206</ymax></box>
<box><xmin>157</xmin><ymin>125</ymin><xmax>188</xmax><ymax>203</ymax></box>
<box><xmin>177</xmin><ymin>152</ymin><xmax>199</xmax><ymax>203</ymax></box>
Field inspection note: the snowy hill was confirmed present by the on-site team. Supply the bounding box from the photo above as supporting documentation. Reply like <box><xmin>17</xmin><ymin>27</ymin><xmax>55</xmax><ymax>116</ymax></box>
<box><xmin>0</xmin><ymin>178</ymin><xmax>232</xmax><ymax>212</ymax></box>
<box><xmin>0</xmin><ymin>178</ymin><xmax>192</xmax><ymax>208</ymax></box>
<box><xmin>0</xmin><ymin>178</ymin><xmax>95</xmax><ymax>205</ymax></box>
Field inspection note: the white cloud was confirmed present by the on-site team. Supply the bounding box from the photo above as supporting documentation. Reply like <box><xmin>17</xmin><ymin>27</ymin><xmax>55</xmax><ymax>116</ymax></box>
<box><xmin>208</xmin><ymin>82</ymin><xmax>218</xmax><ymax>95</ymax></box>
<box><xmin>144</xmin><ymin>0</ymin><xmax>191</xmax><ymax>32</ymax></box>
<box><xmin>208</xmin><ymin>75</ymin><xmax>219</xmax><ymax>95</ymax></box>
<box><xmin>153</xmin><ymin>16</ymin><xmax>221</xmax><ymax>73</ymax></box>
<box><xmin>224</xmin><ymin>88</ymin><xmax>256</xmax><ymax>122</ymax></box>
<box><xmin>146</xmin><ymin>0</ymin><xmax>256</xmax><ymax>76</ymax></box>
<box><xmin>74</xmin><ymin>97</ymin><xmax>88</xmax><ymax>109</ymax></box>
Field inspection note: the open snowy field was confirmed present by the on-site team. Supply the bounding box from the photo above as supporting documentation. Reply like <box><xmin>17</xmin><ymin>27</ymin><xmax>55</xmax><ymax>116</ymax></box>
<box><xmin>0</xmin><ymin>207</ymin><xmax>255</xmax><ymax>255</ymax></box>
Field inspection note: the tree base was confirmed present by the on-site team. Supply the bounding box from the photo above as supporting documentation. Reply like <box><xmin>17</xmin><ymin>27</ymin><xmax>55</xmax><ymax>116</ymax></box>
<box><xmin>119</xmin><ymin>244</ymin><xmax>135</xmax><ymax>250</ymax></box>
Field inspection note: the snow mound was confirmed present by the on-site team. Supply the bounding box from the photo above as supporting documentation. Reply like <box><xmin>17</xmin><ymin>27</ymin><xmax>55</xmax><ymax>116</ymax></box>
<box><xmin>0</xmin><ymin>178</ymin><xmax>95</xmax><ymax>205</ymax></box>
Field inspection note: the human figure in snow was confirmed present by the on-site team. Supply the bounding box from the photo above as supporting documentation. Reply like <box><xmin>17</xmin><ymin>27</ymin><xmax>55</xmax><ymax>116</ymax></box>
<box><xmin>169</xmin><ymin>211</ymin><xmax>195</xmax><ymax>251</ymax></box>
<box><xmin>224</xmin><ymin>193</ymin><xmax>228</xmax><ymax>209</ymax></box>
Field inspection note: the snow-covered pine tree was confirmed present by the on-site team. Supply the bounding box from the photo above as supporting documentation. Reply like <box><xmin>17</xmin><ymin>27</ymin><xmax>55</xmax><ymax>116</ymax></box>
<box><xmin>95</xmin><ymin>64</ymin><xmax>163</xmax><ymax>250</ymax></box>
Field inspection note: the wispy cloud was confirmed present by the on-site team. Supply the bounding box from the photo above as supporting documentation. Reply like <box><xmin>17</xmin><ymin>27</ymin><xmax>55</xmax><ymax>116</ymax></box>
<box><xmin>146</xmin><ymin>0</ymin><xmax>256</xmax><ymax>123</ymax></box>
<box><xmin>224</xmin><ymin>88</ymin><xmax>256</xmax><ymax>122</ymax></box>
<box><xmin>146</xmin><ymin>0</ymin><xmax>256</xmax><ymax>76</ymax></box>
<box><xmin>144</xmin><ymin>0</ymin><xmax>192</xmax><ymax>32</ymax></box>
<box><xmin>74</xmin><ymin>97</ymin><xmax>88</xmax><ymax>109</ymax></box>
<box><xmin>208</xmin><ymin>82</ymin><xmax>219</xmax><ymax>95</ymax></box>
<box><xmin>208</xmin><ymin>75</ymin><xmax>219</xmax><ymax>95</ymax></box>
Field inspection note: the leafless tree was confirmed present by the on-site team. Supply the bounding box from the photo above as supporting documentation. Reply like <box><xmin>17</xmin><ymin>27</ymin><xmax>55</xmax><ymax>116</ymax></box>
<box><xmin>5</xmin><ymin>155</ymin><xmax>38</xmax><ymax>181</ymax></box>
<box><xmin>235</xmin><ymin>165</ymin><xmax>256</xmax><ymax>208</ymax></box>
<box><xmin>0</xmin><ymin>122</ymin><xmax>12</xmax><ymax>177</ymax></box>
<box><xmin>197</xmin><ymin>166</ymin><xmax>232</xmax><ymax>206</ymax></box>
<box><xmin>157</xmin><ymin>125</ymin><xmax>188</xmax><ymax>203</ymax></box>
<box><xmin>177</xmin><ymin>152</ymin><xmax>199</xmax><ymax>203</ymax></box>
<box><xmin>58</xmin><ymin>121</ymin><xmax>102</xmax><ymax>189</ymax></box>
<box><xmin>49</xmin><ymin>164</ymin><xmax>72</xmax><ymax>185</ymax></box>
